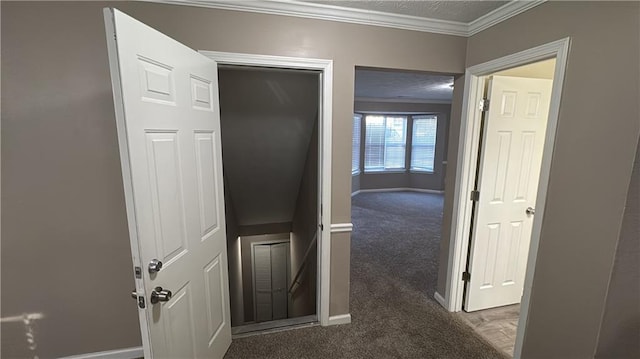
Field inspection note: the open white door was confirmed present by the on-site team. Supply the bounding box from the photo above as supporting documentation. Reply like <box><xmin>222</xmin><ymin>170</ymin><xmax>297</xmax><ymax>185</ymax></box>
<box><xmin>465</xmin><ymin>76</ymin><xmax>552</xmax><ymax>312</ymax></box>
<box><xmin>104</xmin><ymin>9</ymin><xmax>231</xmax><ymax>357</ymax></box>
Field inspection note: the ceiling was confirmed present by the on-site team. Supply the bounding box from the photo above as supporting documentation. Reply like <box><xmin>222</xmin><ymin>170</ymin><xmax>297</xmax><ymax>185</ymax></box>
<box><xmin>304</xmin><ymin>1</ymin><xmax>509</xmax><ymax>23</ymax></box>
<box><xmin>355</xmin><ymin>69</ymin><xmax>454</xmax><ymax>103</ymax></box>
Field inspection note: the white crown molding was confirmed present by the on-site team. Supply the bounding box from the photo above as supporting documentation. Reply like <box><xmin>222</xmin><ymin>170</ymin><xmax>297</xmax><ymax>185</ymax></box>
<box><xmin>147</xmin><ymin>0</ymin><xmax>545</xmax><ymax>37</ymax></box>
<box><xmin>468</xmin><ymin>0</ymin><xmax>546</xmax><ymax>36</ymax></box>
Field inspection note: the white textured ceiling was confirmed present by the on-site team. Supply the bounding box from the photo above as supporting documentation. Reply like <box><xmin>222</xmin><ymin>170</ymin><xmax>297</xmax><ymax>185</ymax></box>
<box><xmin>355</xmin><ymin>69</ymin><xmax>454</xmax><ymax>102</ymax></box>
<box><xmin>303</xmin><ymin>0</ymin><xmax>509</xmax><ymax>23</ymax></box>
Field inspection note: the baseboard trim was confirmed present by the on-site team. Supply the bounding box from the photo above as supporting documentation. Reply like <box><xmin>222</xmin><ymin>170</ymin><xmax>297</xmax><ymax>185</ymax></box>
<box><xmin>356</xmin><ymin>188</ymin><xmax>444</xmax><ymax>194</ymax></box>
<box><xmin>434</xmin><ymin>291</ymin><xmax>448</xmax><ymax>310</ymax></box>
<box><xmin>328</xmin><ymin>313</ymin><xmax>351</xmax><ymax>326</ymax></box>
<box><xmin>60</xmin><ymin>347</ymin><xmax>143</xmax><ymax>359</ymax></box>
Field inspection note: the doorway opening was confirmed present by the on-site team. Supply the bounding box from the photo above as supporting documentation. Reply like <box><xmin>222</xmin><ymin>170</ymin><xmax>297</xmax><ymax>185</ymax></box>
<box><xmin>216</xmin><ymin>65</ymin><xmax>321</xmax><ymax>336</ymax></box>
<box><xmin>350</xmin><ymin>67</ymin><xmax>456</xmax><ymax>301</ymax></box>
<box><xmin>442</xmin><ymin>38</ymin><xmax>570</xmax><ymax>358</ymax></box>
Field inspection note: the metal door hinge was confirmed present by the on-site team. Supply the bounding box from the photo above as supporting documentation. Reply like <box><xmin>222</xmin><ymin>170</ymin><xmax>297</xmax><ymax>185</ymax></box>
<box><xmin>470</xmin><ymin>190</ymin><xmax>480</xmax><ymax>202</ymax></box>
<box><xmin>479</xmin><ymin>99</ymin><xmax>490</xmax><ymax>112</ymax></box>
<box><xmin>462</xmin><ymin>272</ymin><xmax>471</xmax><ymax>282</ymax></box>
<box><xmin>319</xmin><ymin>223</ymin><xmax>324</xmax><ymax>231</ymax></box>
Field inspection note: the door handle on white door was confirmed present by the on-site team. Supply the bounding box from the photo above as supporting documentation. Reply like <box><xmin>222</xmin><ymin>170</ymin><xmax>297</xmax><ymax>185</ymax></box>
<box><xmin>150</xmin><ymin>287</ymin><xmax>172</xmax><ymax>304</ymax></box>
<box><xmin>526</xmin><ymin>207</ymin><xmax>535</xmax><ymax>215</ymax></box>
<box><xmin>148</xmin><ymin>259</ymin><xmax>162</xmax><ymax>274</ymax></box>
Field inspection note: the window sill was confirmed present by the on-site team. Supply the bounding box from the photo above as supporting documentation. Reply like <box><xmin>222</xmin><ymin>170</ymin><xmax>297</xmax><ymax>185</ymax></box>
<box><xmin>410</xmin><ymin>170</ymin><xmax>435</xmax><ymax>174</ymax></box>
<box><xmin>363</xmin><ymin>170</ymin><xmax>407</xmax><ymax>174</ymax></box>
<box><xmin>352</xmin><ymin>171</ymin><xmax>361</xmax><ymax>176</ymax></box>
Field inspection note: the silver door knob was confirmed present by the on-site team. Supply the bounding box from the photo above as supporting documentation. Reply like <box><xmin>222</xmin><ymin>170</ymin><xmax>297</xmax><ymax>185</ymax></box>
<box><xmin>150</xmin><ymin>287</ymin><xmax>172</xmax><ymax>304</ymax></box>
<box><xmin>148</xmin><ymin>259</ymin><xmax>163</xmax><ymax>274</ymax></box>
<box><xmin>526</xmin><ymin>207</ymin><xmax>536</xmax><ymax>215</ymax></box>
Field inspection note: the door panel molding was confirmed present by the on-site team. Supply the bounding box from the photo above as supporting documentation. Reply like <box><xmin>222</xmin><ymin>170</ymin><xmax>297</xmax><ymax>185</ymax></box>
<box><xmin>441</xmin><ymin>37</ymin><xmax>570</xmax><ymax>358</ymax></box>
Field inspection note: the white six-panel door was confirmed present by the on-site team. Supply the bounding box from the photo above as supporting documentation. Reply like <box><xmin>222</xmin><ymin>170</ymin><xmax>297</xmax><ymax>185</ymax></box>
<box><xmin>104</xmin><ymin>9</ymin><xmax>231</xmax><ymax>357</ymax></box>
<box><xmin>465</xmin><ymin>76</ymin><xmax>553</xmax><ymax>312</ymax></box>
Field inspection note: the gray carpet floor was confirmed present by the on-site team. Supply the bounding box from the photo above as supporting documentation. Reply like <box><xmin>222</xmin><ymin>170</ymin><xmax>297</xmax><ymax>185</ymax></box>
<box><xmin>225</xmin><ymin>191</ymin><xmax>506</xmax><ymax>358</ymax></box>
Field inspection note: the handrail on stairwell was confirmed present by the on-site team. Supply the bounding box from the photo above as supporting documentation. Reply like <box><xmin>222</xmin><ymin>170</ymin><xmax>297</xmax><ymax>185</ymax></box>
<box><xmin>288</xmin><ymin>230</ymin><xmax>318</xmax><ymax>294</ymax></box>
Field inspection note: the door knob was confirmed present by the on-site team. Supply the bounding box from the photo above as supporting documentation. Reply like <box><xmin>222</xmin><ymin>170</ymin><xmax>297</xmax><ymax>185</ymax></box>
<box><xmin>150</xmin><ymin>287</ymin><xmax>172</xmax><ymax>304</ymax></box>
<box><xmin>148</xmin><ymin>259</ymin><xmax>163</xmax><ymax>274</ymax></box>
<box><xmin>526</xmin><ymin>207</ymin><xmax>536</xmax><ymax>215</ymax></box>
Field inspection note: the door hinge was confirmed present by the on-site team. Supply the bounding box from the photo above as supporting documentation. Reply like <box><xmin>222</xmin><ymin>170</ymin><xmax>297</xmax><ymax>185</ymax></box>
<box><xmin>462</xmin><ymin>271</ymin><xmax>471</xmax><ymax>282</ymax></box>
<box><xmin>470</xmin><ymin>190</ymin><xmax>480</xmax><ymax>202</ymax></box>
<box><xmin>479</xmin><ymin>98</ymin><xmax>490</xmax><ymax>112</ymax></box>
<box><xmin>319</xmin><ymin>223</ymin><xmax>324</xmax><ymax>231</ymax></box>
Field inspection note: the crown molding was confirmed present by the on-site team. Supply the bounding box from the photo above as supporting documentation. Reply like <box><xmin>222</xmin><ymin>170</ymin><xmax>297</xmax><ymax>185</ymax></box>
<box><xmin>468</xmin><ymin>0</ymin><xmax>546</xmax><ymax>36</ymax></box>
<box><xmin>146</xmin><ymin>0</ymin><xmax>546</xmax><ymax>37</ymax></box>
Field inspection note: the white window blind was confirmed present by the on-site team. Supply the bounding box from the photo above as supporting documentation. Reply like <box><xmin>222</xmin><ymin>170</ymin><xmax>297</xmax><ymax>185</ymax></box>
<box><xmin>364</xmin><ymin>115</ymin><xmax>407</xmax><ymax>172</ymax></box>
<box><xmin>411</xmin><ymin>115</ymin><xmax>438</xmax><ymax>172</ymax></box>
<box><xmin>352</xmin><ymin>114</ymin><xmax>362</xmax><ymax>174</ymax></box>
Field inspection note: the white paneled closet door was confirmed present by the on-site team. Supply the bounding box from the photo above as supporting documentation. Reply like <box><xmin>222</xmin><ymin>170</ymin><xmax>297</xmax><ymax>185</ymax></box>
<box><xmin>253</xmin><ymin>243</ymin><xmax>290</xmax><ymax>322</ymax></box>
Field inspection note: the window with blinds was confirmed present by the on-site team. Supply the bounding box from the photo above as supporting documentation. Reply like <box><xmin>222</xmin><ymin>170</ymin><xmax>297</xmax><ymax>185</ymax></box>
<box><xmin>364</xmin><ymin>115</ymin><xmax>407</xmax><ymax>172</ymax></box>
<box><xmin>352</xmin><ymin>114</ymin><xmax>362</xmax><ymax>174</ymax></box>
<box><xmin>410</xmin><ymin>115</ymin><xmax>438</xmax><ymax>172</ymax></box>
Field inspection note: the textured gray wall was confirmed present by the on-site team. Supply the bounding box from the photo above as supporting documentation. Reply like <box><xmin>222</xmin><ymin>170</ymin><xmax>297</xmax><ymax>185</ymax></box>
<box><xmin>218</xmin><ymin>68</ymin><xmax>318</xmax><ymax>227</ymax></box>
<box><xmin>0</xmin><ymin>2</ymin><xmax>466</xmax><ymax>356</ymax></box>
<box><xmin>595</xmin><ymin>139</ymin><xmax>640</xmax><ymax>358</ymax></box>
<box><xmin>437</xmin><ymin>2</ymin><xmax>640</xmax><ymax>357</ymax></box>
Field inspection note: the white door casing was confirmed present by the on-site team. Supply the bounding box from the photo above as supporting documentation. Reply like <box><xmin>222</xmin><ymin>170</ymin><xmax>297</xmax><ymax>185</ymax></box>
<box><xmin>464</xmin><ymin>76</ymin><xmax>553</xmax><ymax>312</ymax></box>
<box><xmin>104</xmin><ymin>8</ymin><xmax>231</xmax><ymax>358</ymax></box>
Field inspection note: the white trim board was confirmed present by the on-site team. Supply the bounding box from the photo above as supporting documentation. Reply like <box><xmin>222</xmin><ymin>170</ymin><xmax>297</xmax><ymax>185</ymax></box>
<box><xmin>434</xmin><ymin>292</ymin><xmax>447</xmax><ymax>309</ymax></box>
<box><xmin>146</xmin><ymin>0</ymin><xmax>546</xmax><ymax>37</ymax></box>
<box><xmin>442</xmin><ymin>37</ymin><xmax>570</xmax><ymax>359</ymax></box>
<box><xmin>60</xmin><ymin>347</ymin><xmax>143</xmax><ymax>359</ymax></box>
<box><xmin>328</xmin><ymin>314</ymin><xmax>352</xmax><ymax>326</ymax></box>
<box><xmin>201</xmin><ymin>51</ymin><xmax>333</xmax><ymax>328</ymax></box>
<box><xmin>330</xmin><ymin>223</ymin><xmax>353</xmax><ymax>233</ymax></box>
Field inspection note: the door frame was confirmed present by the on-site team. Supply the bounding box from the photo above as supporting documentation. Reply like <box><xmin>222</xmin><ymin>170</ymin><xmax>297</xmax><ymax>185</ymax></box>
<box><xmin>440</xmin><ymin>38</ymin><xmax>570</xmax><ymax>357</ymax></box>
<box><xmin>199</xmin><ymin>50</ymin><xmax>333</xmax><ymax>327</ymax></box>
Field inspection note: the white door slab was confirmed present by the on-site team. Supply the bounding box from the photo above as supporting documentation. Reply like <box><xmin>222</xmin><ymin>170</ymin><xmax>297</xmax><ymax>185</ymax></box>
<box><xmin>104</xmin><ymin>9</ymin><xmax>231</xmax><ymax>357</ymax></box>
<box><xmin>465</xmin><ymin>76</ymin><xmax>553</xmax><ymax>312</ymax></box>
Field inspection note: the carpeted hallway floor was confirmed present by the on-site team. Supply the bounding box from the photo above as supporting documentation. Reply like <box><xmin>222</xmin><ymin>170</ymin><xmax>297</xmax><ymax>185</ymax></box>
<box><xmin>225</xmin><ymin>191</ymin><xmax>506</xmax><ymax>358</ymax></box>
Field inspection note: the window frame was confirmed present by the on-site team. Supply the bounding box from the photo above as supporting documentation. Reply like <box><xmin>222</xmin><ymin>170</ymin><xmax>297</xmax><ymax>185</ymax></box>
<box><xmin>352</xmin><ymin>113</ymin><xmax>362</xmax><ymax>175</ymax></box>
<box><xmin>410</xmin><ymin>115</ymin><xmax>438</xmax><ymax>174</ymax></box>
<box><xmin>363</xmin><ymin>114</ymin><xmax>408</xmax><ymax>173</ymax></box>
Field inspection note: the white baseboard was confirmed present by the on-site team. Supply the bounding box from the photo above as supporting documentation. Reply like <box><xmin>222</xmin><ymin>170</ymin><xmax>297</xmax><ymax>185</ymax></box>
<box><xmin>356</xmin><ymin>188</ymin><xmax>444</xmax><ymax>194</ymax></box>
<box><xmin>328</xmin><ymin>313</ymin><xmax>351</xmax><ymax>326</ymax></box>
<box><xmin>60</xmin><ymin>347</ymin><xmax>143</xmax><ymax>359</ymax></box>
<box><xmin>434</xmin><ymin>291</ymin><xmax>448</xmax><ymax>310</ymax></box>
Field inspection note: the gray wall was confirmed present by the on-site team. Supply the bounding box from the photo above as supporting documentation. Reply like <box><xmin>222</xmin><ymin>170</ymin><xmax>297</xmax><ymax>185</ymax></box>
<box><xmin>290</xmin><ymin>118</ymin><xmax>319</xmax><ymax>318</ymax></box>
<box><xmin>595</xmin><ymin>140</ymin><xmax>640</xmax><ymax>358</ymax></box>
<box><xmin>218</xmin><ymin>68</ymin><xmax>318</xmax><ymax>227</ymax></box>
<box><xmin>223</xmin><ymin>177</ymin><xmax>243</xmax><ymax>326</ymax></box>
<box><xmin>1</xmin><ymin>2</ymin><xmax>466</xmax><ymax>356</ymax></box>
<box><xmin>354</xmin><ymin>101</ymin><xmax>451</xmax><ymax>192</ymax></box>
<box><xmin>437</xmin><ymin>2</ymin><xmax>640</xmax><ymax>358</ymax></box>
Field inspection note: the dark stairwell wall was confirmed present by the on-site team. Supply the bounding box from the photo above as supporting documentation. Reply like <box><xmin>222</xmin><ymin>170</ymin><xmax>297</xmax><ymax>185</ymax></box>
<box><xmin>218</xmin><ymin>67</ymin><xmax>319</xmax><ymax>324</ymax></box>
